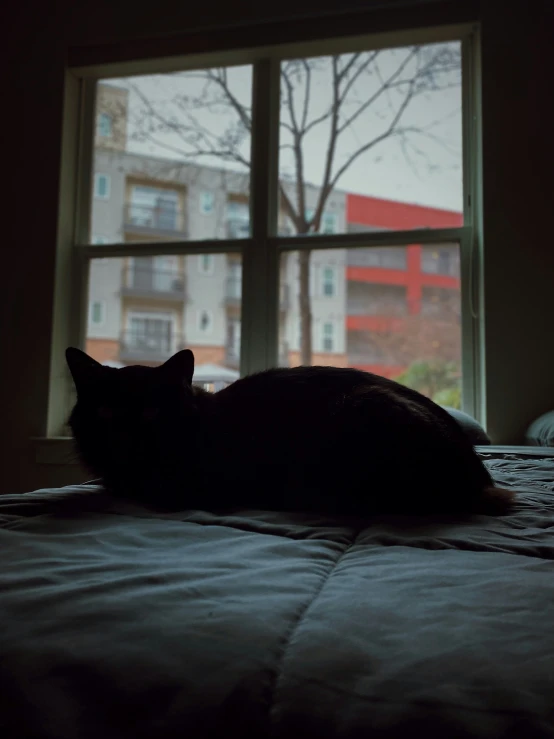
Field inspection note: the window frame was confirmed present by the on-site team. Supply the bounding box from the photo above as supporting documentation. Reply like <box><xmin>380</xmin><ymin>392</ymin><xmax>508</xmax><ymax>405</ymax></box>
<box><xmin>47</xmin><ymin>22</ymin><xmax>482</xmax><ymax>439</ymax></box>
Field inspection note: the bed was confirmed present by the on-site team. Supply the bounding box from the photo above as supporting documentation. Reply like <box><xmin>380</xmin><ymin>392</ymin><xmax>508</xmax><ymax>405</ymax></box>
<box><xmin>1</xmin><ymin>449</ymin><xmax>554</xmax><ymax>738</ymax></box>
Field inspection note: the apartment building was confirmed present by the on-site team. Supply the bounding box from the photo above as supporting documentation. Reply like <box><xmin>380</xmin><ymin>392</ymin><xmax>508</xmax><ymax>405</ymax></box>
<box><xmin>87</xmin><ymin>83</ymin><xmax>461</xmax><ymax>389</ymax></box>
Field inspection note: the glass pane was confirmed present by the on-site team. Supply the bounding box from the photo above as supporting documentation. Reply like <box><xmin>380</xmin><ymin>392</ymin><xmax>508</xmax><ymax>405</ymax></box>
<box><xmin>90</xmin><ymin>66</ymin><xmax>252</xmax><ymax>245</ymax></box>
<box><xmin>86</xmin><ymin>253</ymin><xmax>242</xmax><ymax>391</ymax></box>
<box><xmin>278</xmin><ymin>43</ymin><xmax>462</xmax><ymax>237</ymax></box>
<box><xmin>279</xmin><ymin>244</ymin><xmax>461</xmax><ymax>407</ymax></box>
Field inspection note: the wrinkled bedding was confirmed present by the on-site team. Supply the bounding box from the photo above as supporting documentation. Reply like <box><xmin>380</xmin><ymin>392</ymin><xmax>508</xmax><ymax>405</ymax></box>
<box><xmin>1</xmin><ymin>452</ymin><xmax>554</xmax><ymax>739</ymax></box>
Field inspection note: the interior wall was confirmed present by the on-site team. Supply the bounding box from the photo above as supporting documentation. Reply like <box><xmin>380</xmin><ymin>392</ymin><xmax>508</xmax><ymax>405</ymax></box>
<box><xmin>3</xmin><ymin>2</ymin><xmax>89</xmax><ymax>493</ymax></box>
<box><xmin>2</xmin><ymin>0</ymin><xmax>553</xmax><ymax>492</ymax></box>
<box><xmin>480</xmin><ymin>0</ymin><xmax>554</xmax><ymax>442</ymax></box>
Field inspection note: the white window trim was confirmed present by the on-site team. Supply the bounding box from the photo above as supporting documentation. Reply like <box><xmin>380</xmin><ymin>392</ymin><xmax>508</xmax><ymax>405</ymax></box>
<box><xmin>42</xmin><ymin>23</ymin><xmax>480</xmax><ymax>447</ymax></box>
<box><xmin>94</xmin><ymin>173</ymin><xmax>111</xmax><ymax>200</ymax></box>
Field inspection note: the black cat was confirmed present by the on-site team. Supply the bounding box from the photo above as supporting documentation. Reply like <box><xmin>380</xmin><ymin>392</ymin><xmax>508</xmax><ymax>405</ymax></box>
<box><xmin>66</xmin><ymin>347</ymin><xmax>514</xmax><ymax>515</ymax></box>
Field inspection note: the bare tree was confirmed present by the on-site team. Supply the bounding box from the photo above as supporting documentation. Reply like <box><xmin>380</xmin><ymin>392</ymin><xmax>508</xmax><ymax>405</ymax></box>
<box><xmin>127</xmin><ymin>44</ymin><xmax>461</xmax><ymax>364</ymax></box>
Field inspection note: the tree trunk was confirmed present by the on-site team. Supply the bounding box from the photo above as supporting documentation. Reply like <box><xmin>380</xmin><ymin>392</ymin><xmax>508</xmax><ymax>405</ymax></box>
<box><xmin>299</xmin><ymin>249</ymin><xmax>312</xmax><ymax>365</ymax></box>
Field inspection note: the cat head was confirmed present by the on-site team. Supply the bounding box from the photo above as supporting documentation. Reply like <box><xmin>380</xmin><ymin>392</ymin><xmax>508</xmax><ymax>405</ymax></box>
<box><xmin>65</xmin><ymin>347</ymin><xmax>199</xmax><ymax>499</ymax></box>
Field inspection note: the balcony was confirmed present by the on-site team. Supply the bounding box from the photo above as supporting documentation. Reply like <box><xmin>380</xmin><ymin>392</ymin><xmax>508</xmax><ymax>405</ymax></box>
<box><xmin>225</xmin><ymin>277</ymin><xmax>290</xmax><ymax>311</ymax></box>
<box><xmin>118</xmin><ymin>330</ymin><xmax>185</xmax><ymax>364</ymax></box>
<box><xmin>227</xmin><ymin>218</ymin><xmax>250</xmax><ymax>240</ymax></box>
<box><xmin>121</xmin><ymin>266</ymin><xmax>186</xmax><ymax>301</ymax></box>
<box><xmin>123</xmin><ymin>203</ymin><xmax>187</xmax><ymax>239</ymax></box>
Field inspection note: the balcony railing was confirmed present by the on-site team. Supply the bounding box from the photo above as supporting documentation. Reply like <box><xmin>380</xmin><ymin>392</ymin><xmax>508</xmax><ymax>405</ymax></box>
<box><xmin>121</xmin><ymin>266</ymin><xmax>186</xmax><ymax>300</ymax></box>
<box><xmin>119</xmin><ymin>330</ymin><xmax>185</xmax><ymax>363</ymax></box>
<box><xmin>123</xmin><ymin>203</ymin><xmax>187</xmax><ymax>237</ymax></box>
<box><xmin>225</xmin><ymin>277</ymin><xmax>290</xmax><ymax>310</ymax></box>
<box><xmin>227</xmin><ymin>218</ymin><xmax>250</xmax><ymax>240</ymax></box>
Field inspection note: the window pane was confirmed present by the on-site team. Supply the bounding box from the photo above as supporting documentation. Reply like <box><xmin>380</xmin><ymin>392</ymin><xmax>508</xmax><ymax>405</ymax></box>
<box><xmin>86</xmin><ymin>253</ymin><xmax>242</xmax><ymax>390</ymax></box>
<box><xmin>279</xmin><ymin>244</ymin><xmax>461</xmax><ymax>407</ymax></box>
<box><xmin>90</xmin><ymin>67</ymin><xmax>252</xmax><ymax>245</ymax></box>
<box><xmin>278</xmin><ymin>43</ymin><xmax>462</xmax><ymax>237</ymax></box>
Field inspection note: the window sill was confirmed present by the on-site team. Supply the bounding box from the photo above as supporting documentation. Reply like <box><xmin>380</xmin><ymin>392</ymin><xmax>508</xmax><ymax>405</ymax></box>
<box><xmin>31</xmin><ymin>437</ymin><xmax>80</xmax><ymax>465</ymax></box>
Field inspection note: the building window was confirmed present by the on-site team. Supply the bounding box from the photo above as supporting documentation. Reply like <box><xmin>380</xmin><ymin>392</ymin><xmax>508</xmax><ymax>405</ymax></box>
<box><xmin>129</xmin><ymin>186</ymin><xmax>180</xmax><ymax>231</ymax></box>
<box><xmin>198</xmin><ymin>254</ymin><xmax>214</xmax><ymax>275</ymax></box>
<box><xmin>322</xmin><ymin>213</ymin><xmax>337</xmax><ymax>234</ymax></box>
<box><xmin>89</xmin><ymin>301</ymin><xmax>105</xmax><ymax>326</ymax></box>
<box><xmin>304</xmin><ymin>209</ymin><xmax>337</xmax><ymax>234</ymax></box>
<box><xmin>97</xmin><ymin>113</ymin><xmax>112</xmax><ymax>138</ymax></box>
<box><xmin>322</xmin><ymin>322</ymin><xmax>334</xmax><ymax>352</ymax></box>
<box><xmin>126</xmin><ymin>314</ymin><xmax>174</xmax><ymax>354</ymax></box>
<box><xmin>322</xmin><ymin>267</ymin><xmax>336</xmax><ymax>297</ymax></box>
<box><xmin>200</xmin><ymin>191</ymin><xmax>215</xmax><ymax>214</ymax></box>
<box><xmin>227</xmin><ymin>200</ymin><xmax>250</xmax><ymax>239</ymax></box>
<box><xmin>94</xmin><ymin>174</ymin><xmax>111</xmax><ymax>200</ymax></box>
<box><xmin>198</xmin><ymin>310</ymin><xmax>213</xmax><ymax>334</ymax></box>
<box><xmin>91</xmin><ymin>235</ymin><xmax>108</xmax><ymax>245</ymax></box>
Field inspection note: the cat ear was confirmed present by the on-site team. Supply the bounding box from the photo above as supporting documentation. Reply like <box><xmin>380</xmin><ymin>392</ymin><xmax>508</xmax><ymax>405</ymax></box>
<box><xmin>65</xmin><ymin>347</ymin><xmax>103</xmax><ymax>390</ymax></box>
<box><xmin>160</xmin><ymin>349</ymin><xmax>195</xmax><ymax>386</ymax></box>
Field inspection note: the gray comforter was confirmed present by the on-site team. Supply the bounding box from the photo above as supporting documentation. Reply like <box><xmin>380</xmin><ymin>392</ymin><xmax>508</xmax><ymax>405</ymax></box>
<box><xmin>1</xmin><ymin>452</ymin><xmax>554</xmax><ymax>738</ymax></box>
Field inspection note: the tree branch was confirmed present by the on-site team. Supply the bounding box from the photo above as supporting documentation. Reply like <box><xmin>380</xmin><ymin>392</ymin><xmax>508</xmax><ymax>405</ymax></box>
<box><xmin>328</xmin><ymin>80</ymin><xmax>416</xmax><ymax>192</ymax></box>
<box><xmin>206</xmin><ymin>68</ymin><xmax>252</xmax><ymax>131</ymax></box>
<box><xmin>336</xmin><ymin>48</ymin><xmax>418</xmax><ymax>134</ymax></box>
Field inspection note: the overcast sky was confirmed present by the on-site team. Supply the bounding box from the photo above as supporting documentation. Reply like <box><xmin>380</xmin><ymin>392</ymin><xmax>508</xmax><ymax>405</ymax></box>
<box><xmin>107</xmin><ymin>42</ymin><xmax>462</xmax><ymax>213</ymax></box>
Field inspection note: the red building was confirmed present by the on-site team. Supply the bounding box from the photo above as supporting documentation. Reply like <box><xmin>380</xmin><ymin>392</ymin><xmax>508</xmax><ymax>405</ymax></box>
<box><xmin>345</xmin><ymin>193</ymin><xmax>463</xmax><ymax>379</ymax></box>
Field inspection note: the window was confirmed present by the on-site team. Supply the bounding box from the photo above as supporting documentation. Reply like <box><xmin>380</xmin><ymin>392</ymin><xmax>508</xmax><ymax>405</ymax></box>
<box><xmin>63</xmin><ymin>26</ymin><xmax>476</xmax><ymax>441</ymax></box>
<box><xmin>281</xmin><ymin>246</ymin><xmax>461</xmax><ymax>403</ymax></box>
<box><xmin>198</xmin><ymin>310</ymin><xmax>213</xmax><ymax>334</ymax></box>
<box><xmin>86</xmin><ymin>254</ymin><xmax>240</xmax><ymax>372</ymax></box>
<box><xmin>200</xmin><ymin>191</ymin><xmax>215</xmax><ymax>214</ymax></box>
<box><xmin>89</xmin><ymin>67</ymin><xmax>252</xmax><ymax>246</ymax></box>
<box><xmin>322</xmin><ymin>213</ymin><xmax>337</xmax><ymax>234</ymax></box>
<box><xmin>303</xmin><ymin>209</ymin><xmax>337</xmax><ymax>235</ymax></box>
<box><xmin>129</xmin><ymin>186</ymin><xmax>181</xmax><ymax>232</ymax></box>
<box><xmin>94</xmin><ymin>174</ymin><xmax>110</xmax><ymax>200</ymax></box>
<box><xmin>322</xmin><ymin>267</ymin><xmax>336</xmax><ymax>297</ymax></box>
<box><xmin>322</xmin><ymin>323</ymin><xmax>335</xmax><ymax>352</ymax></box>
<box><xmin>97</xmin><ymin>113</ymin><xmax>112</xmax><ymax>138</ymax></box>
<box><xmin>91</xmin><ymin>235</ymin><xmax>108</xmax><ymax>245</ymax></box>
<box><xmin>227</xmin><ymin>200</ymin><xmax>250</xmax><ymax>239</ymax></box>
<box><xmin>125</xmin><ymin>313</ymin><xmax>175</xmax><ymax>355</ymax></box>
<box><xmin>89</xmin><ymin>301</ymin><xmax>105</xmax><ymax>326</ymax></box>
<box><xmin>198</xmin><ymin>254</ymin><xmax>214</xmax><ymax>275</ymax></box>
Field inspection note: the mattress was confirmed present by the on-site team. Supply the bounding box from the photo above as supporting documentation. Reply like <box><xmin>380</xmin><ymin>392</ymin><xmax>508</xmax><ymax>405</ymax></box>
<box><xmin>1</xmin><ymin>451</ymin><xmax>553</xmax><ymax>738</ymax></box>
